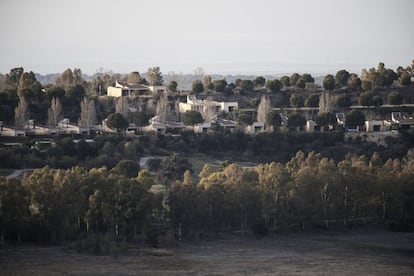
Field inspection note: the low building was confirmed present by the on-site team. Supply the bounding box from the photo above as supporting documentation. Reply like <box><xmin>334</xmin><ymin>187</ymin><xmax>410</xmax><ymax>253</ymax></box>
<box><xmin>215</xmin><ymin>118</ymin><xmax>238</xmax><ymax>132</ymax></box>
<box><xmin>391</xmin><ymin>112</ymin><xmax>414</xmax><ymax>129</ymax></box>
<box><xmin>245</xmin><ymin>121</ymin><xmax>265</xmax><ymax>134</ymax></box>
<box><xmin>306</xmin><ymin>120</ymin><xmax>319</xmax><ymax>132</ymax></box>
<box><xmin>178</xmin><ymin>96</ymin><xmax>238</xmax><ymax>114</ymax></box>
<box><xmin>336</xmin><ymin>113</ymin><xmax>346</xmax><ymax>127</ymax></box>
<box><xmin>107</xmin><ymin>80</ymin><xmax>166</xmax><ymax>97</ymax></box>
<box><xmin>143</xmin><ymin>116</ymin><xmax>185</xmax><ymax>134</ymax></box>
<box><xmin>193</xmin><ymin>122</ymin><xmax>212</xmax><ymax>134</ymax></box>
<box><xmin>365</xmin><ymin>120</ymin><xmax>389</xmax><ymax>132</ymax></box>
<box><xmin>58</xmin><ymin>118</ymin><xmax>85</xmax><ymax>134</ymax></box>
<box><xmin>99</xmin><ymin>119</ymin><xmax>117</xmax><ymax>134</ymax></box>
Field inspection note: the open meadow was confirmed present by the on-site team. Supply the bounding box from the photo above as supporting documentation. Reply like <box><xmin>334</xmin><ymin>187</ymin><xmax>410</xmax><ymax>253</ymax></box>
<box><xmin>1</xmin><ymin>229</ymin><xmax>413</xmax><ymax>275</ymax></box>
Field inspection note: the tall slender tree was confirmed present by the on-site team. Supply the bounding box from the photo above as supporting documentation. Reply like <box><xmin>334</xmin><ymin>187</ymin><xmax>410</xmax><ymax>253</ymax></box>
<box><xmin>47</xmin><ymin>97</ymin><xmax>62</xmax><ymax>126</ymax></box>
<box><xmin>79</xmin><ymin>97</ymin><xmax>97</xmax><ymax>127</ymax></box>
<box><xmin>115</xmin><ymin>97</ymin><xmax>129</xmax><ymax>119</ymax></box>
<box><xmin>257</xmin><ymin>95</ymin><xmax>272</xmax><ymax>123</ymax></box>
<box><xmin>14</xmin><ymin>96</ymin><xmax>29</xmax><ymax>129</ymax></box>
<box><xmin>147</xmin><ymin>67</ymin><xmax>163</xmax><ymax>86</ymax></box>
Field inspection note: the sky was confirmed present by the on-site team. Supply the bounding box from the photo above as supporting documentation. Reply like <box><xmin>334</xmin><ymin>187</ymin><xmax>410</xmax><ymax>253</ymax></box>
<box><xmin>0</xmin><ymin>0</ymin><xmax>413</xmax><ymax>75</ymax></box>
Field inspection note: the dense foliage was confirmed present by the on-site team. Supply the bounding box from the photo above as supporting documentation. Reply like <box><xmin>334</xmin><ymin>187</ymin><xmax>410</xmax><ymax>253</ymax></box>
<box><xmin>0</xmin><ymin>166</ymin><xmax>162</xmax><ymax>244</ymax></box>
<box><xmin>1</xmin><ymin>150</ymin><xmax>413</xmax><ymax>245</ymax></box>
<box><xmin>170</xmin><ymin>151</ymin><xmax>414</xmax><ymax>235</ymax></box>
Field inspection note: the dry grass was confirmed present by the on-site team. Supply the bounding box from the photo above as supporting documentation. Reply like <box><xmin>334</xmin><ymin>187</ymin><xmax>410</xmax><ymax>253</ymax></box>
<box><xmin>1</xmin><ymin>230</ymin><xmax>413</xmax><ymax>275</ymax></box>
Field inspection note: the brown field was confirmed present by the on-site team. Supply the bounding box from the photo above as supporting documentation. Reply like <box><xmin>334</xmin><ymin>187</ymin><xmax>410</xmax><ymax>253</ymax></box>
<box><xmin>1</xmin><ymin>229</ymin><xmax>414</xmax><ymax>275</ymax></box>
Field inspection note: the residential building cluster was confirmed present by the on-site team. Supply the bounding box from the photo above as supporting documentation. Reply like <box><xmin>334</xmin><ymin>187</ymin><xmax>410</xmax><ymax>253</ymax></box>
<box><xmin>1</xmin><ymin>80</ymin><xmax>413</xmax><ymax>139</ymax></box>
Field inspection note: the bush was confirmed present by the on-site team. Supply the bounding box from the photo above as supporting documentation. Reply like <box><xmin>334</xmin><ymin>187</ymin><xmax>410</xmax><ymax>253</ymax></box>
<box><xmin>145</xmin><ymin>225</ymin><xmax>176</xmax><ymax>248</ymax></box>
<box><xmin>71</xmin><ymin>234</ymin><xmax>128</xmax><ymax>256</ymax></box>
<box><xmin>252</xmin><ymin>219</ymin><xmax>268</xmax><ymax>239</ymax></box>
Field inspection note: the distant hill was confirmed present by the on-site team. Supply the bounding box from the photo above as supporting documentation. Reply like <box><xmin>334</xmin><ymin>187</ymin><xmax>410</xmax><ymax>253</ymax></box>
<box><xmin>35</xmin><ymin>73</ymin><xmax>60</xmax><ymax>85</ymax></box>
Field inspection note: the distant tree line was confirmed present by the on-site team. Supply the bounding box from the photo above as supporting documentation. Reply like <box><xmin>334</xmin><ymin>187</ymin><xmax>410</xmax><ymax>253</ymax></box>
<box><xmin>1</xmin><ymin>128</ymin><xmax>414</xmax><ymax>171</ymax></box>
<box><xmin>0</xmin><ymin>166</ymin><xmax>162</xmax><ymax>244</ymax></box>
<box><xmin>1</xmin><ymin>150</ymin><xmax>413</xmax><ymax>246</ymax></box>
<box><xmin>170</xmin><ymin>151</ymin><xmax>414</xmax><ymax>236</ymax></box>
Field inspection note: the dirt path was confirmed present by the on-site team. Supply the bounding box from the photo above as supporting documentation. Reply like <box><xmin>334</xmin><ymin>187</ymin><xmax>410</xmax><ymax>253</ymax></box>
<box><xmin>1</xmin><ymin>230</ymin><xmax>413</xmax><ymax>275</ymax></box>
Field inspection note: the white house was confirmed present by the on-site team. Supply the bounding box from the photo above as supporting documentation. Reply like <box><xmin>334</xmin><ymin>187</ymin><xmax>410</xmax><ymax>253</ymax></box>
<box><xmin>306</xmin><ymin>120</ymin><xmax>318</xmax><ymax>132</ymax></box>
<box><xmin>365</xmin><ymin>120</ymin><xmax>389</xmax><ymax>132</ymax></box>
<box><xmin>336</xmin><ymin>113</ymin><xmax>346</xmax><ymax>127</ymax></box>
<box><xmin>142</xmin><ymin>116</ymin><xmax>186</xmax><ymax>134</ymax></box>
<box><xmin>107</xmin><ymin>80</ymin><xmax>166</xmax><ymax>97</ymax></box>
<box><xmin>244</xmin><ymin>122</ymin><xmax>265</xmax><ymax>134</ymax></box>
<box><xmin>391</xmin><ymin>112</ymin><xmax>414</xmax><ymax>128</ymax></box>
<box><xmin>178</xmin><ymin>96</ymin><xmax>238</xmax><ymax>114</ymax></box>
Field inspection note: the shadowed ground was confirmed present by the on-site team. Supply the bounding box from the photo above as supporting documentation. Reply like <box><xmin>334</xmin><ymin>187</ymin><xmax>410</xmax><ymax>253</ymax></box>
<box><xmin>1</xmin><ymin>230</ymin><xmax>413</xmax><ymax>275</ymax></box>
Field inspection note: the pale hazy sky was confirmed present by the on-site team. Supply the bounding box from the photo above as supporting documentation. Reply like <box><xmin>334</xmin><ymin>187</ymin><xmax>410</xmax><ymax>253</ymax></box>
<box><xmin>0</xmin><ymin>0</ymin><xmax>413</xmax><ymax>75</ymax></box>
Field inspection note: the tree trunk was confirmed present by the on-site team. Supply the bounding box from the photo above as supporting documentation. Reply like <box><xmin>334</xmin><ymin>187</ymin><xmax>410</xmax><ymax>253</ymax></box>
<box><xmin>343</xmin><ymin>185</ymin><xmax>348</xmax><ymax>226</ymax></box>
<box><xmin>52</xmin><ymin>230</ymin><xmax>57</xmax><ymax>244</ymax></box>
<box><xmin>301</xmin><ymin>205</ymin><xmax>305</xmax><ymax>231</ymax></box>
<box><xmin>273</xmin><ymin>191</ymin><xmax>279</xmax><ymax>230</ymax></box>
<box><xmin>77</xmin><ymin>216</ymin><xmax>81</xmax><ymax>232</ymax></box>
<box><xmin>382</xmin><ymin>192</ymin><xmax>388</xmax><ymax>220</ymax></box>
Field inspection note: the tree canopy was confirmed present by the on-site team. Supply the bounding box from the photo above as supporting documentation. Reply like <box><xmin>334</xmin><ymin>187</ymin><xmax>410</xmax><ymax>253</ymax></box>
<box><xmin>147</xmin><ymin>67</ymin><xmax>163</xmax><ymax>86</ymax></box>
<box><xmin>192</xmin><ymin>80</ymin><xmax>204</xmax><ymax>94</ymax></box>
<box><xmin>323</xmin><ymin>74</ymin><xmax>335</xmax><ymax>91</ymax></box>
<box><xmin>239</xmin><ymin>80</ymin><xmax>254</xmax><ymax>92</ymax></box>
<box><xmin>290</xmin><ymin>93</ymin><xmax>304</xmax><ymax>107</ymax></box>
<box><xmin>387</xmin><ymin>91</ymin><xmax>403</xmax><ymax>105</ymax></box>
<box><xmin>336</xmin><ymin>93</ymin><xmax>352</xmax><ymax>107</ymax></box>
<box><xmin>266</xmin><ymin>79</ymin><xmax>282</xmax><ymax>93</ymax></box>
<box><xmin>305</xmin><ymin>93</ymin><xmax>320</xmax><ymax>108</ymax></box>
<box><xmin>182</xmin><ymin>110</ymin><xmax>203</xmax><ymax>126</ymax></box>
<box><xmin>133</xmin><ymin>111</ymin><xmax>151</xmax><ymax>127</ymax></box>
<box><xmin>107</xmin><ymin>113</ymin><xmax>129</xmax><ymax>133</ymax></box>
<box><xmin>280</xmin><ymin>76</ymin><xmax>290</xmax><ymax>87</ymax></box>
<box><xmin>287</xmin><ymin>113</ymin><xmax>306</xmax><ymax>130</ymax></box>
<box><xmin>316</xmin><ymin>112</ymin><xmax>336</xmax><ymax>129</ymax></box>
<box><xmin>335</xmin><ymin>70</ymin><xmax>350</xmax><ymax>87</ymax></box>
<box><xmin>345</xmin><ymin>109</ymin><xmax>365</xmax><ymax>129</ymax></box>
<box><xmin>265</xmin><ymin>111</ymin><xmax>282</xmax><ymax>128</ymax></box>
<box><xmin>168</xmin><ymin>81</ymin><xmax>178</xmax><ymax>92</ymax></box>
<box><xmin>214</xmin><ymin>79</ymin><xmax>227</xmax><ymax>92</ymax></box>
<box><xmin>253</xmin><ymin>76</ymin><xmax>266</xmax><ymax>87</ymax></box>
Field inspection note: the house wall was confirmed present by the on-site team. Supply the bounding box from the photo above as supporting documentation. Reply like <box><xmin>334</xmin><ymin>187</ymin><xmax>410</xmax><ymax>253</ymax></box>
<box><xmin>148</xmin><ymin>86</ymin><xmax>166</xmax><ymax>94</ymax></box>
<box><xmin>365</xmin><ymin>120</ymin><xmax>389</xmax><ymax>132</ymax></box>
<box><xmin>179</xmin><ymin>102</ymin><xmax>193</xmax><ymax>113</ymax></box>
<box><xmin>306</xmin><ymin>120</ymin><xmax>317</xmax><ymax>132</ymax></box>
<box><xmin>245</xmin><ymin>122</ymin><xmax>265</xmax><ymax>135</ymax></box>
<box><xmin>107</xmin><ymin>87</ymin><xmax>123</xmax><ymax>97</ymax></box>
<box><xmin>220</xmin><ymin>102</ymin><xmax>238</xmax><ymax>112</ymax></box>
<box><xmin>194</xmin><ymin>122</ymin><xmax>211</xmax><ymax>133</ymax></box>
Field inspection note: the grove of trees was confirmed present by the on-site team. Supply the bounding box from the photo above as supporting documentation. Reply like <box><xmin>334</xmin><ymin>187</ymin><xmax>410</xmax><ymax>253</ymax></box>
<box><xmin>2</xmin><ymin>150</ymin><xmax>413</xmax><ymax>245</ymax></box>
